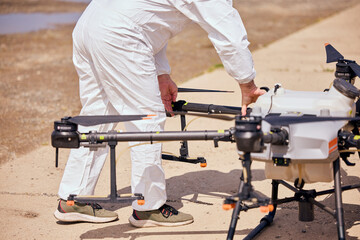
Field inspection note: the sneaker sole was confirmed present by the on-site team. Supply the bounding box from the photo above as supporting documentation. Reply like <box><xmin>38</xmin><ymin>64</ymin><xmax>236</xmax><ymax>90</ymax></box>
<box><xmin>128</xmin><ymin>215</ymin><xmax>194</xmax><ymax>228</ymax></box>
<box><xmin>54</xmin><ymin>210</ymin><xmax>118</xmax><ymax>223</ymax></box>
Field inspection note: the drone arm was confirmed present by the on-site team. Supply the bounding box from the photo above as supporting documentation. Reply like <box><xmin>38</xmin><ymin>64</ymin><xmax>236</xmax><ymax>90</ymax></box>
<box><xmin>77</xmin><ymin>130</ymin><xmax>232</xmax><ymax>143</ymax></box>
<box><xmin>263</xmin><ymin>128</ymin><xmax>289</xmax><ymax>145</ymax></box>
<box><xmin>338</xmin><ymin>131</ymin><xmax>360</xmax><ymax>166</ymax></box>
<box><xmin>172</xmin><ymin>100</ymin><xmax>243</xmax><ymax>114</ymax></box>
<box><xmin>338</xmin><ymin>131</ymin><xmax>360</xmax><ymax>149</ymax></box>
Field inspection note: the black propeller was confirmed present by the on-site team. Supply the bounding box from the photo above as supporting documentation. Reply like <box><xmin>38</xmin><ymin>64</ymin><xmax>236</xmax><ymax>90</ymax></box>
<box><xmin>178</xmin><ymin>87</ymin><xmax>234</xmax><ymax>93</ymax></box>
<box><xmin>65</xmin><ymin>115</ymin><xmax>155</xmax><ymax>126</ymax></box>
<box><xmin>325</xmin><ymin>43</ymin><xmax>344</xmax><ymax>63</ymax></box>
<box><xmin>349</xmin><ymin>62</ymin><xmax>360</xmax><ymax>78</ymax></box>
<box><xmin>263</xmin><ymin>114</ymin><xmax>360</xmax><ymax>126</ymax></box>
<box><xmin>171</xmin><ymin>111</ymin><xmax>360</xmax><ymax>126</ymax></box>
<box><xmin>62</xmin><ymin>111</ymin><xmax>360</xmax><ymax>127</ymax></box>
<box><xmin>325</xmin><ymin>43</ymin><xmax>360</xmax><ymax>78</ymax></box>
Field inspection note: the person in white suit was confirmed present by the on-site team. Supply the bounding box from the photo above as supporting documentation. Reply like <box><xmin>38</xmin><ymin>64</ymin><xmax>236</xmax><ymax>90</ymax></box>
<box><xmin>54</xmin><ymin>0</ymin><xmax>264</xmax><ymax>227</ymax></box>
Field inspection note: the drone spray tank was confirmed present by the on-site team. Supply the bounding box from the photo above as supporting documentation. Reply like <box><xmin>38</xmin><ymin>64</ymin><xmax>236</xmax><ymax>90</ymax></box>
<box><xmin>245</xmin><ymin>44</ymin><xmax>360</xmax><ymax>185</ymax></box>
<box><xmin>250</xmin><ymin>78</ymin><xmax>358</xmax><ymax>183</ymax></box>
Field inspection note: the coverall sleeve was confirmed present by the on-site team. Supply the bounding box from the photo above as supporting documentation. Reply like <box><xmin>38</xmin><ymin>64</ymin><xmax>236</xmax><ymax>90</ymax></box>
<box><xmin>173</xmin><ymin>0</ymin><xmax>256</xmax><ymax>83</ymax></box>
<box><xmin>154</xmin><ymin>44</ymin><xmax>171</xmax><ymax>76</ymax></box>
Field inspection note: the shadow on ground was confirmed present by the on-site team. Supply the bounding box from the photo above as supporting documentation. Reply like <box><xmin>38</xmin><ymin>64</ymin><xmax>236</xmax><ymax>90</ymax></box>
<box><xmin>80</xmin><ymin>224</ymin><xmax>252</xmax><ymax>240</ymax></box>
<box><xmin>76</xmin><ymin>167</ymin><xmax>360</xmax><ymax>239</ymax></box>
<box><xmin>101</xmin><ymin>169</ymin><xmax>266</xmax><ymax>211</ymax></box>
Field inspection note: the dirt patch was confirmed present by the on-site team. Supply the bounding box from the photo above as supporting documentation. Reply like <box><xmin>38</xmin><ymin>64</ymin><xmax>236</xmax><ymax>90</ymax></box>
<box><xmin>0</xmin><ymin>207</ymin><xmax>39</xmax><ymax>218</ymax></box>
<box><xmin>0</xmin><ymin>0</ymin><xmax>359</xmax><ymax>164</ymax></box>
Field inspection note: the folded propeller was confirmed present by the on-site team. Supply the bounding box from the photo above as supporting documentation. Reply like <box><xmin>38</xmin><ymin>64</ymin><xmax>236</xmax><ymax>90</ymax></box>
<box><xmin>60</xmin><ymin>112</ymin><xmax>360</xmax><ymax>127</ymax></box>
<box><xmin>325</xmin><ymin>43</ymin><xmax>360</xmax><ymax>78</ymax></box>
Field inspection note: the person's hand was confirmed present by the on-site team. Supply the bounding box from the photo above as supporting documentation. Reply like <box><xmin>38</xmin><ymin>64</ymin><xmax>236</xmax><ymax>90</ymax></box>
<box><xmin>158</xmin><ymin>74</ymin><xmax>178</xmax><ymax>114</ymax></box>
<box><xmin>239</xmin><ymin>80</ymin><xmax>266</xmax><ymax>116</ymax></box>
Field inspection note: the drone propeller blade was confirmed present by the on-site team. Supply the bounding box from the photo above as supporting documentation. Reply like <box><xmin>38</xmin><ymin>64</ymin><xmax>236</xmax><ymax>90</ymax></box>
<box><xmin>172</xmin><ymin>111</ymin><xmax>360</xmax><ymax>124</ymax></box>
<box><xmin>172</xmin><ymin>110</ymin><xmax>360</xmax><ymax>125</ymax></box>
<box><xmin>349</xmin><ymin>62</ymin><xmax>360</xmax><ymax>78</ymax></box>
<box><xmin>263</xmin><ymin>115</ymin><xmax>360</xmax><ymax>126</ymax></box>
<box><xmin>325</xmin><ymin>43</ymin><xmax>344</xmax><ymax>63</ymax></box>
<box><xmin>178</xmin><ymin>87</ymin><xmax>234</xmax><ymax>93</ymax></box>
<box><xmin>67</xmin><ymin>115</ymin><xmax>154</xmax><ymax>126</ymax></box>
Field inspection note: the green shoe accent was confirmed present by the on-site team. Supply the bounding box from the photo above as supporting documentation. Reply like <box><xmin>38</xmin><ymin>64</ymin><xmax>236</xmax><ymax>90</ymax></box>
<box><xmin>54</xmin><ymin>199</ymin><xmax>118</xmax><ymax>223</ymax></box>
<box><xmin>129</xmin><ymin>204</ymin><xmax>194</xmax><ymax>227</ymax></box>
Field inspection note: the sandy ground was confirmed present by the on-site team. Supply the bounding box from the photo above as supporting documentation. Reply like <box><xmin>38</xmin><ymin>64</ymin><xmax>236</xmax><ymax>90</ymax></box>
<box><xmin>1</xmin><ymin>1</ymin><xmax>360</xmax><ymax>240</ymax></box>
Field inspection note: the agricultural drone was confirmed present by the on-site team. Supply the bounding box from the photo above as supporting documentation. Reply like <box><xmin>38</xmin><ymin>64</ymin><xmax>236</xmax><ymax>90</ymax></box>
<box><xmin>52</xmin><ymin>44</ymin><xmax>360</xmax><ymax>240</ymax></box>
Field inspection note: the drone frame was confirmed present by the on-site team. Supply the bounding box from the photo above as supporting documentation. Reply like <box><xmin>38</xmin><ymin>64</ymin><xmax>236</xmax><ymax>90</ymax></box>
<box><xmin>52</xmin><ymin>116</ymin><xmax>235</xmax><ymax>206</ymax></box>
<box><xmin>52</xmin><ymin>100</ymin><xmax>360</xmax><ymax>240</ymax></box>
<box><xmin>172</xmin><ymin>104</ymin><xmax>360</xmax><ymax>240</ymax></box>
<box><xmin>52</xmin><ymin>44</ymin><xmax>360</xmax><ymax>239</ymax></box>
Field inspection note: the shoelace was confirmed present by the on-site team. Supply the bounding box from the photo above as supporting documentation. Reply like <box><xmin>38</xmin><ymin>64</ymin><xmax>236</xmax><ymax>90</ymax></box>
<box><xmin>87</xmin><ymin>203</ymin><xmax>103</xmax><ymax>215</ymax></box>
<box><xmin>89</xmin><ymin>203</ymin><xmax>102</xmax><ymax>209</ymax></box>
<box><xmin>159</xmin><ymin>204</ymin><xmax>178</xmax><ymax>218</ymax></box>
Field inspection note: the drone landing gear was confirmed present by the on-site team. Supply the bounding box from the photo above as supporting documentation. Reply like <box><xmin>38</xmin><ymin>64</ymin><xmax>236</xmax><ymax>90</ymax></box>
<box><xmin>224</xmin><ymin>153</ymin><xmax>272</xmax><ymax>240</ymax></box>
<box><xmin>162</xmin><ymin>110</ymin><xmax>207</xmax><ymax>167</ymax></box>
<box><xmin>240</xmin><ymin>158</ymin><xmax>360</xmax><ymax>240</ymax></box>
<box><xmin>66</xmin><ymin>141</ymin><xmax>144</xmax><ymax>206</ymax></box>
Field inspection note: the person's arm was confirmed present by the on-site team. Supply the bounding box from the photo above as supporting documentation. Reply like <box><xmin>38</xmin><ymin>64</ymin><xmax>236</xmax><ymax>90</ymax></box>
<box><xmin>173</xmin><ymin>0</ymin><xmax>255</xmax><ymax>82</ymax></box>
<box><xmin>172</xmin><ymin>0</ymin><xmax>264</xmax><ymax>111</ymax></box>
<box><xmin>154</xmin><ymin>44</ymin><xmax>171</xmax><ymax>76</ymax></box>
<box><xmin>155</xmin><ymin>45</ymin><xmax>177</xmax><ymax>112</ymax></box>
<box><xmin>158</xmin><ymin>74</ymin><xmax>178</xmax><ymax>113</ymax></box>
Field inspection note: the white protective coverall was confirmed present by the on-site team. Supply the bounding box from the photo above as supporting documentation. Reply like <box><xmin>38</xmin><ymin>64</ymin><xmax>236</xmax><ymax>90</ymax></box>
<box><xmin>58</xmin><ymin>0</ymin><xmax>256</xmax><ymax>211</ymax></box>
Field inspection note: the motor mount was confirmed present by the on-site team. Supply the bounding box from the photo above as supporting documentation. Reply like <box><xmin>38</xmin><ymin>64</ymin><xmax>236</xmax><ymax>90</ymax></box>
<box><xmin>234</xmin><ymin>116</ymin><xmax>263</xmax><ymax>153</ymax></box>
<box><xmin>335</xmin><ymin>61</ymin><xmax>356</xmax><ymax>84</ymax></box>
<box><xmin>51</xmin><ymin>117</ymin><xmax>80</xmax><ymax>149</ymax></box>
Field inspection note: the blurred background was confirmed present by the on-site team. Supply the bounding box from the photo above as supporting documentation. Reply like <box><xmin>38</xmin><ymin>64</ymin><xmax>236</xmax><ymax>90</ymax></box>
<box><xmin>0</xmin><ymin>0</ymin><xmax>359</xmax><ymax>164</ymax></box>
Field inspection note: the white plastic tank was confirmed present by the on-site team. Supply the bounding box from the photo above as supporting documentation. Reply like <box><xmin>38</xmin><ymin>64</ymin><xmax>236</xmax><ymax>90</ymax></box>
<box><xmin>244</xmin><ymin>79</ymin><xmax>357</xmax><ymax>183</ymax></box>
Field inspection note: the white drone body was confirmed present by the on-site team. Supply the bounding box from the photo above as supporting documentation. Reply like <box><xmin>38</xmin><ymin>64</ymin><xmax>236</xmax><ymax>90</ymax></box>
<box><xmin>247</xmin><ymin>80</ymin><xmax>357</xmax><ymax>183</ymax></box>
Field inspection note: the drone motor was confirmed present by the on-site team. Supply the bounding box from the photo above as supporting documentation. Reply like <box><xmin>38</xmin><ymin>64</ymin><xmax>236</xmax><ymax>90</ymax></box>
<box><xmin>234</xmin><ymin>115</ymin><xmax>263</xmax><ymax>153</ymax></box>
<box><xmin>51</xmin><ymin>117</ymin><xmax>80</xmax><ymax>149</ymax></box>
<box><xmin>335</xmin><ymin>61</ymin><xmax>357</xmax><ymax>84</ymax></box>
